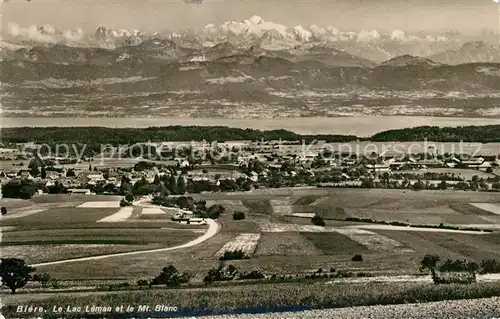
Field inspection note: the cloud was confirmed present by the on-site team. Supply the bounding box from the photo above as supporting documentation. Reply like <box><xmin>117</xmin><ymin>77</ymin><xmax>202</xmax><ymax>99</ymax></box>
<box><xmin>357</xmin><ymin>29</ymin><xmax>381</xmax><ymax>42</ymax></box>
<box><xmin>6</xmin><ymin>22</ymin><xmax>85</xmax><ymax>43</ymax></box>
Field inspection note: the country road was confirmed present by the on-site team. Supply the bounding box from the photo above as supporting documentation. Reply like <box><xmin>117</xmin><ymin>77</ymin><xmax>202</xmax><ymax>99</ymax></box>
<box><xmin>30</xmin><ymin>197</ymin><xmax>220</xmax><ymax>268</ymax></box>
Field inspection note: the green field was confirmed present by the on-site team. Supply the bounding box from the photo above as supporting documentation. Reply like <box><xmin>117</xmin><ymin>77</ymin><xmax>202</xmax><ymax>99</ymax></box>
<box><xmin>300</xmin><ymin>232</ymin><xmax>371</xmax><ymax>255</ymax></box>
<box><xmin>241</xmin><ymin>199</ymin><xmax>273</xmax><ymax>214</ymax></box>
<box><xmin>254</xmin><ymin>232</ymin><xmax>322</xmax><ymax>256</ymax></box>
<box><xmin>1</xmin><ymin>228</ymin><xmax>199</xmax><ymax>245</ymax></box>
<box><xmin>0</xmin><ymin>208</ymin><xmax>118</xmax><ymax>226</ymax></box>
<box><xmin>0</xmin><ymin>195</ymin><xmax>209</xmax><ymax>265</ymax></box>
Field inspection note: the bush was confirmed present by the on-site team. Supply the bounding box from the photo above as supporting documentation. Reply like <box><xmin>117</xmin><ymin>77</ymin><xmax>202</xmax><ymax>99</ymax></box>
<box><xmin>352</xmin><ymin>254</ymin><xmax>363</xmax><ymax>262</ymax></box>
<box><xmin>120</xmin><ymin>198</ymin><xmax>131</xmax><ymax>207</ymax></box>
<box><xmin>33</xmin><ymin>273</ymin><xmax>51</xmax><ymax>288</ymax></box>
<box><xmin>311</xmin><ymin>215</ymin><xmax>326</xmax><ymax>226</ymax></box>
<box><xmin>49</xmin><ymin>279</ymin><xmax>59</xmax><ymax>289</ymax></box>
<box><xmin>335</xmin><ymin>270</ymin><xmax>355</xmax><ymax>278</ymax></box>
<box><xmin>108</xmin><ymin>282</ymin><xmax>131</xmax><ymax>291</ymax></box>
<box><xmin>125</xmin><ymin>193</ymin><xmax>134</xmax><ymax>202</ymax></box>
<box><xmin>330</xmin><ymin>268</ymin><xmax>336</xmax><ymax>273</ymax></box>
<box><xmin>219</xmin><ymin>250</ymin><xmax>249</xmax><ymax>261</ymax></box>
<box><xmin>233</xmin><ymin>212</ymin><xmax>246</xmax><ymax>220</ymax></box>
<box><xmin>1</xmin><ymin>207</ymin><xmax>6</xmax><ymax>215</ymax></box>
<box><xmin>433</xmin><ymin>272</ymin><xmax>476</xmax><ymax>285</ymax></box>
<box><xmin>204</xmin><ymin>264</ymin><xmax>238</xmax><ymax>284</ymax></box>
<box><xmin>439</xmin><ymin>259</ymin><xmax>469</xmax><ymax>272</ymax></box>
<box><xmin>480</xmin><ymin>259</ymin><xmax>500</xmax><ymax>274</ymax></box>
<box><xmin>356</xmin><ymin>272</ymin><xmax>371</xmax><ymax>277</ymax></box>
<box><xmin>238</xmin><ymin>268</ymin><xmax>265</xmax><ymax>280</ymax></box>
<box><xmin>137</xmin><ymin>279</ymin><xmax>149</xmax><ymax>286</ymax></box>
<box><xmin>150</xmin><ymin>265</ymin><xmax>190</xmax><ymax>287</ymax></box>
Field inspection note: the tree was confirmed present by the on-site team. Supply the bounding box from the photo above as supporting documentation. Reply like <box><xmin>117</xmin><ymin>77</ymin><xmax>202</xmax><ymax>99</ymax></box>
<box><xmin>233</xmin><ymin>212</ymin><xmax>246</xmax><ymax>220</ymax></box>
<box><xmin>466</xmin><ymin>261</ymin><xmax>479</xmax><ymax>275</ymax></box>
<box><xmin>177</xmin><ymin>176</ymin><xmax>187</xmax><ymax>194</ymax></box>
<box><xmin>352</xmin><ymin>254</ymin><xmax>363</xmax><ymax>262</ymax></box>
<box><xmin>66</xmin><ymin>169</ymin><xmax>76</xmax><ymax>177</ymax></box>
<box><xmin>89</xmin><ymin>164</ymin><xmax>92</xmax><ymax>171</ymax></box>
<box><xmin>125</xmin><ymin>193</ymin><xmax>134</xmax><ymax>202</ymax></box>
<box><xmin>437</xmin><ymin>180</ymin><xmax>448</xmax><ymax>190</ymax></box>
<box><xmin>167</xmin><ymin>175</ymin><xmax>177</xmax><ymax>194</ymax></box>
<box><xmin>153</xmin><ymin>174</ymin><xmax>161</xmax><ymax>185</ymax></box>
<box><xmin>0</xmin><ymin>258</ymin><xmax>35</xmax><ymax>294</ymax></box>
<box><xmin>1</xmin><ymin>207</ymin><xmax>7</xmax><ymax>215</ymax></box>
<box><xmin>48</xmin><ymin>181</ymin><xmax>66</xmax><ymax>194</ymax></box>
<box><xmin>420</xmin><ymin>254</ymin><xmax>440</xmax><ymax>280</ymax></box>
<box><xmin>361</xmin><ymin>178</ymin><xmax>374</xmax><ymax>189</ymax></box>
<box><xmin>412</xmin><ymin>180</ymin><xmax>425</xmax><ymax>191</ymax></box>
<box><xmin>120</xmin><ymin>175</ymin><xmax>133</xmax><ymax>195</ymax></box>
<box><xmin>311</xmin><ymin>215</ymin><xmax>326</xmax><ymax>226</ymax></box>
<box><xmin>206</xmin><ymin>204</ymin><xmax>225</xmax><ymax>219</ymax></box>
<box><xmin>28</xmin><ymin>159</ymin><xmax>40</xmax><ymax>177</ymax></box>
<box><xmin>2</xmin><ymin>179</ymin><xmax>37</xmax><ymax>199</ymax></box>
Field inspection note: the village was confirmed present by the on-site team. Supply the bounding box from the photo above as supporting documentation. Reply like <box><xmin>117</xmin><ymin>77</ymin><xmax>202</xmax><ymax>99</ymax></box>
<box><xmin>1</xmin><ymin>140</ymin><xmax>499</xmax><ymax>210</ymax></box>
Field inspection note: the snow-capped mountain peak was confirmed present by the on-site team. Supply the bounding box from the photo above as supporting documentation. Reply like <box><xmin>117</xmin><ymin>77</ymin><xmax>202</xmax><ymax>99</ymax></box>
<box><xmin>291</xmin><ymin>26</ymin><xmax>313</xmax><ymax>41</ymax></box>
<box><xmin>245</xmin><ymin>15</ymin><xmax>265</xmax><ymax>25</ymax></box>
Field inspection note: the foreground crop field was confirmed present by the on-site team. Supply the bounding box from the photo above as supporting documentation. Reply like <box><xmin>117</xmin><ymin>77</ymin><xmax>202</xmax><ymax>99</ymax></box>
<box><xmin>4</xmin><ymin>282</ymin><xmax>500</xmax><ymax>318</ymax></box>
<box><xmin>196</xmin><ymin>297</ymin><xmax>500</xmax><ymax>319</ymax></box>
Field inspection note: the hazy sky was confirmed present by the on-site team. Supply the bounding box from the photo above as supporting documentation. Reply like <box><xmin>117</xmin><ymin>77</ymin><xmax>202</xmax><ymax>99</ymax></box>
<box><xmin>2</xmin><ymin>0</ymin><xmax>500</xmax><ymax>34</ymax></box>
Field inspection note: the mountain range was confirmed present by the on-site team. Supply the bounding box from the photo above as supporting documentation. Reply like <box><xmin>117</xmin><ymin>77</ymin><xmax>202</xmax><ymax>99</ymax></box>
<box><xmin>3</xmin><ymin>16</ymin><xmax>500</xmax><ymax>63</ymax></box>
<box><xmin>1</xmin><ymin>16</ymin><xmax>499</xmax><ymax>119</ymax></box>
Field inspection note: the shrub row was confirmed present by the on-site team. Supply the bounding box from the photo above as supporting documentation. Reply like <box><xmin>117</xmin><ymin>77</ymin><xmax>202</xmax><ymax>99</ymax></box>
<box><xmin>344</xmin><ymin>218</ymin><xmax>492</xmax><ymax>233</ymax></box>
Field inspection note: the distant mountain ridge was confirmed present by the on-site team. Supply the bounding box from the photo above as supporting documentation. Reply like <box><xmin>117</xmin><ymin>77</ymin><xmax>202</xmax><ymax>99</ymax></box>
<box><xmin>2</xmin><ymin>16</ymin><xmax>500</xmax><ymax>119</ymax></box>
<box><xmin>429</xmin><ymin>41</ymin><xmax>500</xmax><ymax>65</ymax></box>
<box><xmin>3</xmin><ymin>16</ymin><xmax>499</xmax><ymax>63</ymax></box>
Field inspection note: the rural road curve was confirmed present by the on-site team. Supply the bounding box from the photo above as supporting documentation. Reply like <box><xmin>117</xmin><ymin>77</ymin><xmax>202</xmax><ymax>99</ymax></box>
<box><xmin>31</xmin><ymin>198</ymin><xmax>220</xmax><ymax>268</ymax></box>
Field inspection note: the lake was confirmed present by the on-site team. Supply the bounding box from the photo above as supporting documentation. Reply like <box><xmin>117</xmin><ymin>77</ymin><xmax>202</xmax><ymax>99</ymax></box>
<box><xmin>1</xmin><ymin>116</ymin><xmax>499</xmax><ymax>136</ymax></box>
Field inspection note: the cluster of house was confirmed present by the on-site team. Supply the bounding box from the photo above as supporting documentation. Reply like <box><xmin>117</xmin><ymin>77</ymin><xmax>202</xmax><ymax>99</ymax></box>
<box><xmin>0</xmin><ymin>140</ymin><xmax>498</xmax><ymax>194</ymax></box>
<box><xmin>365</xmin><ymin>156</ymin><xmax>497</xmax><ymax>172</ymax></box>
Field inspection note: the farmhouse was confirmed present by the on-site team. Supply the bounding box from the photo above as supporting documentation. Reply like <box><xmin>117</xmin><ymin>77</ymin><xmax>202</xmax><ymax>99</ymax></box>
<box><xmin>86</xmin><ymin>174</ymin><xmax>105</xmax><ymax>183</ymax></box>
<box><xmin>416</xmin><ymin>159</ymin><xmax>444</xmax><ymax>168</ymax></box>
<box><xmin>364</xmin><ymin>164</ymin><xmax>390</xmax><ymax>172</ymax></box>
<box><xmin>168</xmin><ymin>208</ymin><xmax>194</xmax><ymax>220</ymax></box>
<box><xmin>452</xmin><ymin>157</ymin><xmax>486</xmax><ymax>168</ymax></box>
<box><xmin>68</xmin><ymin>188</ymin><xmax>93</xmax><ymax>195</ymax></box>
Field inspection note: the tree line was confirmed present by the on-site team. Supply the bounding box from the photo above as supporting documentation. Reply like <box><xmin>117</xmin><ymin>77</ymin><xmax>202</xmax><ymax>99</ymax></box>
<box><xmin>4</xmin><ymin>125</ymin><xmax>499</xmax><ymax>149</ymax></box>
